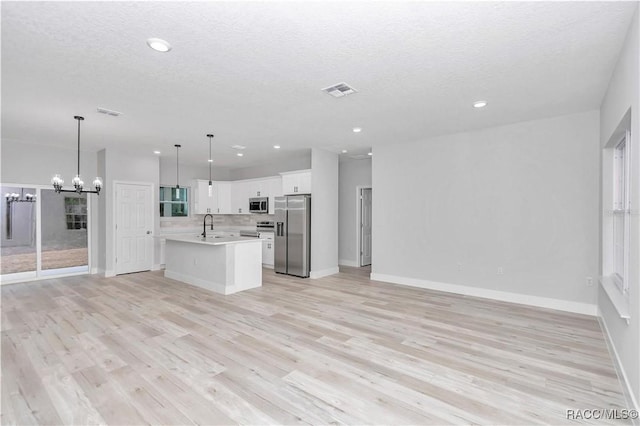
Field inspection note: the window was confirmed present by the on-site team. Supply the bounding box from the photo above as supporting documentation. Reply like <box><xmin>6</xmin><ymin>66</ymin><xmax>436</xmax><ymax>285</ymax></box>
<box><xmin>160</xmin><ymin>186</ymin><xmax>189</xmax><ymax>217</ymax></box>
<box><xmin>65</xmin><ymin>196</ymin><xmax>87</xmax><ymax>230</ymax></box>
<box><xmin>612</xmin><ymin>131</ymin><xmax>630</xmax><ymax>294</ymax></box>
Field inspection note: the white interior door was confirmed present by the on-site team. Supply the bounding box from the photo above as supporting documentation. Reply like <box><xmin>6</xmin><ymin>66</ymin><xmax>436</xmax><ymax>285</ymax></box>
<box><xmin>360</xmin><ymin>188</ymin><xmax>372</xmax><ymax>266</ymax></box>
<box><xmin>116</xmin><ymin>182</ymin><xmax>153</xmax><ymax>275</ymax></box>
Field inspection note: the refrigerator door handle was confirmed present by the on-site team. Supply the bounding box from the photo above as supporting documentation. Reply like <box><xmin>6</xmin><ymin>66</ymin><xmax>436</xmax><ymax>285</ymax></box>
<box><xmin>276</xmin><ymin>222</ymin><xmax>284</xmax><ymax>237</ymax></box>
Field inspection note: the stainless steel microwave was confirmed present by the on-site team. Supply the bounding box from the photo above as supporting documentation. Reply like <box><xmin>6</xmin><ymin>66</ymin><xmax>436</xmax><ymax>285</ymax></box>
<box><xmin>249</xmin><ymin>197</ymin><xmax>268</xmax><ymax>213</ymax></box>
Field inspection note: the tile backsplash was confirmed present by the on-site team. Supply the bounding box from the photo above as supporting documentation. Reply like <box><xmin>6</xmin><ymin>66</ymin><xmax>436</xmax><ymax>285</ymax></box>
<box><xmin>161</xmin><ymin>214</ymin><xmax>274</xmax><ymax>230</ymax></box>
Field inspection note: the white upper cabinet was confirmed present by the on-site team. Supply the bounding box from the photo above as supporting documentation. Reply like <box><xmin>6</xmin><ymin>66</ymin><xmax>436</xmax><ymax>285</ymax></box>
<box><xmin>192</xmin><ymin>180</ymin><xmax>215</xmax><ymax>214</ymax></box>
<box><xmin>231</xmin><ymin>180</ymin><xmax>250</xmax><ymax>214</ymax></box>
<box><xmin>214</xmin><ymin>182</ymin><xmax>231</xmax><ymax>214</ymax></box>
<box><xmin>281</xmin><ymin>170</ymin><xmax>311</xmax><ymax>195</ymax></box>
<box><xmin>193</xmin><ymin>180</ymin><xmax>233</xmax><ymax>215</ymax></box>
<box><xmin>193</xmin><ymin>176</ymin><xmax>283</xmax><ymax>215</ymax></box>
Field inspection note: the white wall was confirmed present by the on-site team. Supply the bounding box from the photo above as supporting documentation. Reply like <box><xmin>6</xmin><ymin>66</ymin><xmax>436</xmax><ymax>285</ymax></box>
<box><xmin>310</xmin><ymin>148</ymin><xmax>339</xmax><ymax>278</ymax></box>
<box><xmin>230</xmin><ymin>152</ymin><xmax>311</xmax><ymax>181</ymax></box>
<box><xmin>338</xmin><ymin>158</ymin><xmax>372</xmax><ymax>266</ymax></box>
<box><xmin>598</xmin><ymin>6</ymin><xmax>639</xmax><ymax>410</ymax></box>
<box><xmin>371</xmin><ymin>110</ymin><xmax>600</xmax><ymax>314</ymax></box>
<box><xmin>159</xmin><ymin>157</ymin><xmax>231</xmax><ymax>186</ymax></box>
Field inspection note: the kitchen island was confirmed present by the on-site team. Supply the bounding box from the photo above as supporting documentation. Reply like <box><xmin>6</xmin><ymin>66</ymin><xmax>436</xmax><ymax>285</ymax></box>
<box><xmin>164</xmin><ymin>234</ymin><xmax>262</xmax><ymax>295</ymax></box>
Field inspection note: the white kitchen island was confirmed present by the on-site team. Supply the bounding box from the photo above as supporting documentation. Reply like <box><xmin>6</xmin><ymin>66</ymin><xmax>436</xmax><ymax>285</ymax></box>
<box><xmin>164</xmin><ymin>234</ymin><xmax>262</xmax><ymax>295</ymax></box>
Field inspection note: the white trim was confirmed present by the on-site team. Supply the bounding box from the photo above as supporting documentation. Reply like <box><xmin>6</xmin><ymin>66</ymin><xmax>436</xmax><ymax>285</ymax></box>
<box><xmin>104</xmin><ymin>269</ymin><xmax>116</xmax><ymax>278</ymax></box>
<box><xmin>0</xmin><ymin>271</ymin><xmax>89</xmax><ymax>285</ymax></box>
<box><xmin>339</xmin><ymin>259</ymin><xmax>359</xmax><ymax>267</ymax></box>
<box><xmin>0</xmin><ymin>271</ymin><xmax>37</xmax><ymax>285</ymax></box>
<box><xmin>90</xmin><ymin>267</ymin><xmax>99</xmax><ymax>274</ymax></box>
<box><xmin>310</xmin><ymin>267</ymin><xmax>339</xmax><ymax>279</ymax></box>
<box><xmin>356</xmin><ymin>185</ymin><xmax>372</xmax><ymax>267</ymax></box>
<box><xmin>370</xmin><ymin>273</ymin><xmax>598</xmax><ymax>316</ymax></box>
<box><xmin>598</xmin><ymin>312</ymin><xmax>640</xmax><ymax>415</ymax></box>
<box><xmin>262</xmin><ymin>264</ymin><xmax>274</xmax><ymax>269</ymax></box>
<box><xmin>151</xmin><ymin>263</ymin><xmax>163</xmax><ymax>271</ymax></box>
<box><xmin>40</xmin><ymin>265</ymin><xmax>88</xmax><ymax>276</ymax></box>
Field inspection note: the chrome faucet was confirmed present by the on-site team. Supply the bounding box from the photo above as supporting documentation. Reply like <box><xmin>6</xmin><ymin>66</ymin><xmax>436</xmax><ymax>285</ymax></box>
<box><xmin>202</xmin><ymin>214</ymin><xmax>214</xmax><ymax>238</ymax></box>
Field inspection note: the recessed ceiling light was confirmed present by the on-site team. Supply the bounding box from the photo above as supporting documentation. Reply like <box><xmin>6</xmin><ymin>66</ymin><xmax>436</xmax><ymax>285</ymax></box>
<box><xmin>368</xmin><ymin>152</ymin><xmax>373</xmax><ymax>156</ymax></box>
<box><xmin>473</xmin><ymin>100</ymin><xmax>488</xmax><ymax>108</ymax></box>
<box><xmin>153</xmin><ymin>150</ymin><xmax>161</xmax><ymax>155</ymax></box>
<box><xmin>341</xmin><ymin>149</ymin><xmax>348</xmax><ymax>154</ymax></box>
<box><xmin>237</xmin><ymin>152</ymin><xmax>244</xmax><ymax>157</ymax></box>
<box><xmin>208</xmin><ymin>159</ymin><xmax>213</xmax><ymax>163</ymax></box>
<box><xmin>273</xmin><ymin>145</ymin><xmax>281</xmax><ymax>149</ymax></box>
<box><xmin>146</xmin><ymin>38</ymin><xmax>172</xmax><ymax>52</ymax></box>
<box><xmin>353</xmin><ymin>127</ymin><xmax>362</xmax><ymax>133</ymax></box>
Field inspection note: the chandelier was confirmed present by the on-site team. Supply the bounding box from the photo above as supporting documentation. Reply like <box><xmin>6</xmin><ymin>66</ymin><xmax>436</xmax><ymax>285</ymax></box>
<box><xmin>51</xmin><ymin>116</ymin><xmax>102</xmax><ymax>195</ymax></box>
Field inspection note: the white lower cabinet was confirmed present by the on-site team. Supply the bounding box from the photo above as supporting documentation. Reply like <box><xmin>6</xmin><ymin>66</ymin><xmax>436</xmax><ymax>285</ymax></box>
<box><xmin>261</xmin><ymin>232</ymin><xmax>274</xmax><ymax>266</ymax></box>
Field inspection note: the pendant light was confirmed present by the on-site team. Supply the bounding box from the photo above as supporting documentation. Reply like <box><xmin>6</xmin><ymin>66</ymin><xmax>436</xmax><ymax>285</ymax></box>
<box><xmin>174</xmin><ymin>144</ymin><xmax>181</xmax><ymax>200</ymax></box>
<box><xmin>51</xmin><ymin>116</ymin><xmax>102</xmax><ymax>195</ymax></box>
<box><xmin>206</xmin><ymin>134</ymin><xmax>214</xmax><ymax>197</ymax></box>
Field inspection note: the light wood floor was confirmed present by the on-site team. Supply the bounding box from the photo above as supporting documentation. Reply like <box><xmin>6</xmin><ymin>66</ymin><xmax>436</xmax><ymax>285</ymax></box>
<box><xmin>1</xmin><ymin>248</ymin><xmax>88</xmax><ymax>275</ymax></box>
<box><xmin>1</xmin><ymin>267</ymin><xmax>629</xmax><ymax>425</ymax></box>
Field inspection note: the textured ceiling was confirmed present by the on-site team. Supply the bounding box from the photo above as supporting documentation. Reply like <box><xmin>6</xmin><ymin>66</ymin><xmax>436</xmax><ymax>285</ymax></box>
<box><xmin>1</xmin><ymin>1</ymin><xmax>637</xmax><ymax>167</ymax></box>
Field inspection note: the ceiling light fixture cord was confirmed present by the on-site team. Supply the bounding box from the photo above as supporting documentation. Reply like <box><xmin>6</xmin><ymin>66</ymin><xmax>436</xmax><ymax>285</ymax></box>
<box><xmin>206</xmin><ymin>134</ymin><xmax>214</xmax><ymax>197</ymax></box>
<box><xmin>174</xmin><ymin>144</ymin><xmax>181</xmax><ymax>199</ymax></box>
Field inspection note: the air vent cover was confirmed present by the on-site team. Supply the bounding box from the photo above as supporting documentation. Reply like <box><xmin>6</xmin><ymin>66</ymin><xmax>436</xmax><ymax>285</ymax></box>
<box><xmin>349</xmin><ymin>154</ymin><xmax>370</xmax><ymax>160</ymax></box>
<box><xmin>322</xmin><ymin>82</ymin><xmax>357</xmax><ymax>98</ymax></box>
<box><xmin>231</xmin><ymin>144</ymin><xmax>246</xmax><ymax>150</ymax></box>
<box><xmin>97</xmin><ymin>107</ymin><xmax>122</xmax><ymax>117</ymax></box>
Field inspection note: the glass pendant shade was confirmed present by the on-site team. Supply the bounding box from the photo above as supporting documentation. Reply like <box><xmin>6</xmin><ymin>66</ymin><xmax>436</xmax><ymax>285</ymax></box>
<box><xmin>208</xmin><ymin>181</ymin><xmax>213</xmax><ymax>197</ymax></box>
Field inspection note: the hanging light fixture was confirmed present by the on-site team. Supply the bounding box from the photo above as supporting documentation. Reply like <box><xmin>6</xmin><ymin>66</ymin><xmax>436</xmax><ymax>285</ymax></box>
<box><xmin>51</xmin><ymin>116</ymin><xmax>102</xmax><ymax>194</ymax></box>
<box><xmin>206</xmin><ymin>134</ymin><xmax>214</xmax><ymax>197</ymax></box>
<box><xmin>174</xmin><ymin>144</ymin><xmax>181</xmax><ymax>199</ymax></box>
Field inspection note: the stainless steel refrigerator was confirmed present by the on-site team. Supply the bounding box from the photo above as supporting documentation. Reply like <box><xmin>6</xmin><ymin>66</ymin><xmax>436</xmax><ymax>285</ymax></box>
<box><xmin>274</xmin><ymin>195</ymin><xmax>311</xmax><ymax>277</ymax></box>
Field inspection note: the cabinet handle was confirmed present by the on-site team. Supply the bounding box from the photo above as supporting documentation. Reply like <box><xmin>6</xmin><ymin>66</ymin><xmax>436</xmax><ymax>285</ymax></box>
<box><xmin>217</xmin><ymin>208</ymin><xmax>219</xmax><ymax>213</ymax></box>
<box><xmin>268</xmin><ymin>243</ymin><xmax>271</xmax><ymax>249</ymax></box>
<box><xmin>238</xmin><ymin>208</ymin><xmax>242</xmax><ymax>213</ymax></box>
<box><xmin>257</xmin><ymin>191</ymin><xmax>260</xmax><ymax>196</ymax></box>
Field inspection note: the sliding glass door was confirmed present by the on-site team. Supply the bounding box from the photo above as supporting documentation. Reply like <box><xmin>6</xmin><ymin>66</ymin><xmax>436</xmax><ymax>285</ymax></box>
<box><xmin>40</xmin><ymin>189</ymin><xmax>89</xmax><ymax>276</ymax></box>
<box><xmin>0</xmin><ymin>185</ymin><xmax>90</xmax><ymax>284</ymax></box>
<box><xmin>1</xmin><ymin>186</ymin><xmax>37</xmax><ymax>281</ymax></box>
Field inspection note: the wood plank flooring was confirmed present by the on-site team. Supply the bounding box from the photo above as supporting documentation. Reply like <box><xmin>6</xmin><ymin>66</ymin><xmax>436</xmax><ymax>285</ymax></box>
<box><xmin>1</xmin><ymin>267</ymin><xmax>629</xmax><ymax>425</ymax></box>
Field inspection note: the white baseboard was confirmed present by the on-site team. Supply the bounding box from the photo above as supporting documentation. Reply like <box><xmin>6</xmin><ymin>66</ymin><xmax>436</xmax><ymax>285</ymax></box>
<box><xmin>262</xmin><ymin>264</ymin><xmax>274</xmax><ymax>270</ymax></box>
<box><xmin>339</xmin><ymin>259</ymin><xmax>360</xmax><ymax>267</ymax></box>
<box><xmin>598</xmin><ymin>311</ymin><xmax>640</xmax><ymax>415</ymax></box>
<box><xmin>90</xmin><ymin>267</ymin><xmax>99</xmax><ymax>275</ymax></box>
<box><xmin>310</xmin><ymin>267</ymin><xmax>339</xmax><ymax>279</ymax></box>
<box><xmin>370</xmin><ymin>273</ymin><xmax>598</xmax><ymax>316</ymax></box>
<box><xmin>104</xmin><ymin>269</ymin><xmax>116</xmax><ymax>278</ymax></box>
<box><xmin>151</xmin><ymin>264</ymin><xmax>164</xmax><ymax>271</ymax></box>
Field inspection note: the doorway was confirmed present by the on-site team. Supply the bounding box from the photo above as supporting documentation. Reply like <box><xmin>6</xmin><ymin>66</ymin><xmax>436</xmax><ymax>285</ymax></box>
<box><xmin>114</xmin><ymin>182</ymin><xmax>154</xmax><ymax>275</ymax></box>
<box><xmin>359</xmin><ymin>187</ymin><xmax>372</xmax><ymax>267</ymax></box>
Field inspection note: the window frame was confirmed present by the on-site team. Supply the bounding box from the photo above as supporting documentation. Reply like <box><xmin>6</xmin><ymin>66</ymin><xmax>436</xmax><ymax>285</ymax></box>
<box><xmin>612</xmin><ymin>130</ymin><xmax>631</xmax><ymax>294</ymax></box>
<box><xmin>159</xmin><ymin>186</ymin><xmax>190</xmax><ymax>218</ymax></box>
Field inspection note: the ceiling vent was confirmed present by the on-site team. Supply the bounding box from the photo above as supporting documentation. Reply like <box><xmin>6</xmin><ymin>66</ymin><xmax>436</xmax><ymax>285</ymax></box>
<box><xmin>322</xmin><ymin>82</ymin><xmax>357</xmax><ymax>98</ymax></box>
<box><xmin>349</xmin><ymin>154</ymin><xmax>370</xmax><ymax>160</ymax></box>
<box><xmin>97</xmin><ymin>107</ymin><xmax>122</xmax><ymax>117</ymax></box>
<box><xmin>231</xmin><ymin>144</ymin><xmax>246</xmax><ymax>150</ymax></box>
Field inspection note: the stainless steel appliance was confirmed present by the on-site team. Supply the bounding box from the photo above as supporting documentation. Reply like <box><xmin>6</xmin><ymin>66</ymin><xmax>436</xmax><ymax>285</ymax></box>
<box><xmin>274</xmin><ymin>195</ymin><xmax>311</xmax><ymax>277</ymax></box>
<box><xmin>249</xmin><ymin>197</ymin><xmax>268</xmax><ymax>213</ymax></box>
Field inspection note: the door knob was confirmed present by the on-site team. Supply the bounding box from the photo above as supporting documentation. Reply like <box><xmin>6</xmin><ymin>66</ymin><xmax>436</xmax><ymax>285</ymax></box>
<box><xmin>146</xmin><ymin>231</ymin><xmax>152</xmax><ymax>234</ymax></box>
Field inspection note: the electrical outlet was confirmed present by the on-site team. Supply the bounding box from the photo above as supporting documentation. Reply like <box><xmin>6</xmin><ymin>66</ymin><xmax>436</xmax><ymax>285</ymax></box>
<box><xmin>497</xmin><ymin>267</ymin><xmax>504</xmax><ymax>275</ymax></box>
<box><xmin>193</xmin><ymin>258</ymin><xmax>197</xmax><ymax>265</ymax></box>
<box><xmin>457</xmin><ymin>262</ymin><xmax>463</xmax><ymax>271</ymax></box>
<box><xmin>586</xmin><ymin>276</ymin><xmax>593</xmax><ymax>287</ymax></box>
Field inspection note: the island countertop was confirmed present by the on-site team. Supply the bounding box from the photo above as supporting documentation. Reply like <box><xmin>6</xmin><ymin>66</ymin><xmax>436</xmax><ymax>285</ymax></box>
<box><xmin>164</xmin><ymin>234</ymin><xmax>264</xmax><ymax>246</ymax></box>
